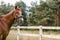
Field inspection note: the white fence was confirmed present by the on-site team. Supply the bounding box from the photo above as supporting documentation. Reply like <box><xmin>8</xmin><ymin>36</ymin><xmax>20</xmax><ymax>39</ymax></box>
<box><xmin>11</xmin><ymin>26</ymin><xmax>60</xmax><ymax>40</ymax></box>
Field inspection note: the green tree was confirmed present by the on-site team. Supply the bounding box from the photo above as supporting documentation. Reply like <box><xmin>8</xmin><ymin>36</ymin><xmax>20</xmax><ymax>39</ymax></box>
<box><xmin>46</xmin><ymin>0</ymin><xmax>60</xmax><ymax>26</ymax></box>
<box><xmin>27</xmin><ymin>1</ymin><xmax>55</xmax><ymax>26</ymax></box>
<box><xmin>0</xmin><ymin>1</ymin><xmax>13</xmax><ymax>15</ymax></box>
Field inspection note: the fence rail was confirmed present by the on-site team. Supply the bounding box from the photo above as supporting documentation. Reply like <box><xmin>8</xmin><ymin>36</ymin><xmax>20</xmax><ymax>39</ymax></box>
<box><xmin>11</xmin><ymin>26</ymin><xmax>60</xmax><ymax>40</ymax></box>
<box><xmin>11</xmin><ymin>26</ymin><xmax>60</xmax><ymax>29</ymax></box>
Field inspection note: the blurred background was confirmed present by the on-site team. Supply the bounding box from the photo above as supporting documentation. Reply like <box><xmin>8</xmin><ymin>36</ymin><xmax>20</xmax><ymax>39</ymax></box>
<box><xmin>0</xmin><ymin>0</ymin><xmax>60</xmax><ymax>26</ymax></box>
<box><xmin>0</xmin><ymin>0</ymin><xmax>60</xmax><ymax>40</ymax></box>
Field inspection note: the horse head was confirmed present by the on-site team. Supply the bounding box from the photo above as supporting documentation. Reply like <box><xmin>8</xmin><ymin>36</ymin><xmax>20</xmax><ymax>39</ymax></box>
<box><xmin>13</xmin><ymin>6</ymin><xmax>24</xmax><ymax>24</ymax></box>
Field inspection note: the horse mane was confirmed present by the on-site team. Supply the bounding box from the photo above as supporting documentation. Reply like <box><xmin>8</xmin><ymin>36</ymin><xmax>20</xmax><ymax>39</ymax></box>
<box><xmin>2</xmin><ymin>9</ymin><xmax>14</xmax><ymax>16</ymax></box>
<box><xmin>0</xmin><ymin>9</ymin><xmax>15</xmax><ymax>27</ymax></box>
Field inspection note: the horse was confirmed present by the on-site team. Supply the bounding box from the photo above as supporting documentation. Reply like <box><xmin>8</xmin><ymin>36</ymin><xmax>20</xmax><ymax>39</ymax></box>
<box><xmin>0</xmin><ymin>6</ymin><xmax>23</xmax><ymax>40</ymax></box>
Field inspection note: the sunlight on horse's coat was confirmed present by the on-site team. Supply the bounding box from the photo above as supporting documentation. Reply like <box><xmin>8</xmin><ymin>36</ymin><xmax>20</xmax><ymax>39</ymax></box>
<box><xmin>0</xmin><ymin>6</ymin><xmax>23</xmax><ymax>40</ymax></box>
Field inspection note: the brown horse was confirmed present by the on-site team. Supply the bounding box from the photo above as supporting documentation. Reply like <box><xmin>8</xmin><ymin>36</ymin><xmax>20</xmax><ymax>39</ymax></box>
<box><xmin>0</xmin><ymin>6</ymin><xmax>23</xmax><ymax>40</ymax></box>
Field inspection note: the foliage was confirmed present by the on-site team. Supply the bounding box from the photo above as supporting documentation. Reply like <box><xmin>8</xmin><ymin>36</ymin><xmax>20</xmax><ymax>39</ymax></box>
<box><xmin>27</xmin><ymin>1</ymin><xmax>55</xmax><ymax>26</ymax></box>
<box><xmin>0</xmin><ymin>1</ymin><xmax>13</xmax><ymax>15</ymax></box>
<box><xmin>47</xmin><ymin>0</ymin><xmax>60</xmax><ymax>26</ymax></box>
<box><xmin>0</xmin><ymin>0</ymin><xmax>60</xmax><ymax>26</ymax></box>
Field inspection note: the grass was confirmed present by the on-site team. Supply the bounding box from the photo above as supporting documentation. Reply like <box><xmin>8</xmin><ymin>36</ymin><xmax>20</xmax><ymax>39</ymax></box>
<box><xmin>43</xmin><ymin>30</ymin><xmax>60</xmax><ymax>35</ymax></box>
<box><xmin>6</xmin><ymin>30</ymin><xmax>60</xmax><ymax>40</ymax></box>
<box><xmin>20</xmin><ymin>29</ymin><xmax>39</xmax><ymax>34</ymax></box>
<box><xmin>6</xmin><ymin>30</ymin><xmax>17</xmax><ymax>40</ymax></box>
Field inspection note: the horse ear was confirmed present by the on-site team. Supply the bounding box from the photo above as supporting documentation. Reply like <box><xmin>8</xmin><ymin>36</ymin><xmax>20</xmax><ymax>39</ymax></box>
<box><xmin>15</xmin><ymin>6</ymin><xmax>17</xmax><ymax>9</ymax></box>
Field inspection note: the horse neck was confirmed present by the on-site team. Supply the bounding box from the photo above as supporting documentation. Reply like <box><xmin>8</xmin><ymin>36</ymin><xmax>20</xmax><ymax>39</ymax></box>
<box><xmin>2</xmin><ymin>10</ymin><xmax>15</xmax><ymax>28</ymax></box>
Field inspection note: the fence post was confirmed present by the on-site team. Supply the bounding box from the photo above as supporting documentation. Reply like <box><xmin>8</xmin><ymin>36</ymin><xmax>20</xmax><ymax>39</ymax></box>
<box><xmin>17</xmin><ymin>26</ymin><xmax>20</xmax><ymax>40</ymax></box>
<box><xmin>39</xmin><ymin>26</ymin><xmax>42</xmax><ymax>40</ymax></box>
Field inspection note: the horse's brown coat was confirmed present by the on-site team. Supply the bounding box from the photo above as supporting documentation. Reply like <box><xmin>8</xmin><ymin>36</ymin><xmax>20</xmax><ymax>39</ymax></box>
<box><xmin>0</xmin><ymin>6</ymin><xmax>22</xmax><ymax>40</ymax></box>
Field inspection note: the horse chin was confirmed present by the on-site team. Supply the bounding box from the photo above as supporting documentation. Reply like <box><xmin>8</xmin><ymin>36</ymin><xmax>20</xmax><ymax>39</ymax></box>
<box><xmin>20</xmin><ymin>18</ymin><xmax>24</xmax><ymax>23</ymax></box>
<box><xmin>17</xmin><ymin>18</ymin><xmax>24</xmax><ymax>25</ymax></box>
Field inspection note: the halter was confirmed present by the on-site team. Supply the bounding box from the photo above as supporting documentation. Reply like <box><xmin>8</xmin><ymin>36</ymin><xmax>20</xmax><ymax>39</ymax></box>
<box><xmin>14</xmin><ymin>12</ymin><xmax>23</xmax><ymax>26</ymax></box>
<box><xmin>13</xmin><ymin>6</ymin><xmax>23</xmax><ymax>26</ymax></box>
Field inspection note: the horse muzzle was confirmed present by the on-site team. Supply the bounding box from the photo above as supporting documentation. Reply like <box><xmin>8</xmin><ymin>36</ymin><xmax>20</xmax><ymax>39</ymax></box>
<box><xmin>20</xmin><ymin>17</ymin><xmax>24</xmax><ymax>22</ymax></box>
<box><xmin>15</xmin><ymin>16</ymin><xmax>24</xmax><ymax>25</ymax></box>
<box><xmin>18</xmin><ymin>17</ymin><xmax>24</xmax><ymax>24</ymax></box>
